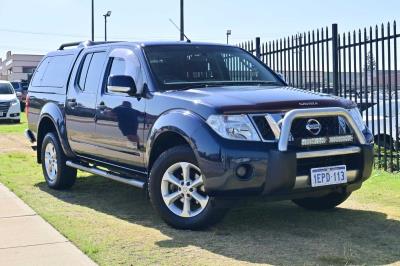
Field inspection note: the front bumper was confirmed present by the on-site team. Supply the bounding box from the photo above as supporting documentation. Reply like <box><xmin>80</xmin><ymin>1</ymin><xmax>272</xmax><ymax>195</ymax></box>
<box><xmin>0</xmin><ymin>101</ymin><xmax>20</xmax><ymax>120</ymax></box>
<box><xmin>201</xmin><ymin>142</ymin><xmax>373</xmax><ymax>198</ymax></box>
<box><xmin>195</xmin><ymin>107</ymin><xmax>374</xmax><ymax>199</ymax></box>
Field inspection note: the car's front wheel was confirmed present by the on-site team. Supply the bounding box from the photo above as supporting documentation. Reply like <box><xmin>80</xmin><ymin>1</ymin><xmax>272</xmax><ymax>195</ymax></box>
<box><xmin>148</xmin><ymin>145</ymin><xmax>229</xmax><ymax>230</ymax></box>
<box><xmin>292</xmin><ymin>191</ymin><xmax>351</xmax><ymax>210</ymax></box>
<box><xmin>41</xmin><ymin>132</ymin><xmax>77</xmax><ymax>189</ymax></box>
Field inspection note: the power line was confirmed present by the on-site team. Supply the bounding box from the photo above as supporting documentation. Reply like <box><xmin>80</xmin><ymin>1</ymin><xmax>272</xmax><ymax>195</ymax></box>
<box><xmin>0</xmin><ymin>28</ymin><xmax>180</xmax><ymax>40</ymax></box>
<box><xmin>0</xmin><ymin>28</ymin><xmax>87</xmax><ymax>38</ymax></box>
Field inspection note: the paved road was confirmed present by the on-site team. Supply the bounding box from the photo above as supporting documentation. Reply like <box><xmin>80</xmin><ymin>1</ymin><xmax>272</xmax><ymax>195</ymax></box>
<box><xmin>0</xmin><ymin>183</ymin><xmax>97</xmax><ymax>266</ymax></box>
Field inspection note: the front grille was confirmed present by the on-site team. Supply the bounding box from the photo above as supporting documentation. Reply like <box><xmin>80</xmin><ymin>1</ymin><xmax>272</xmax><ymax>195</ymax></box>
<box><xmin>288</xmin><ymin>116</ymin><xmax>354</xmax><ymax>149</ymax></box>
<box><xmin>290</xmin><ymin>116</ymin><xmax>346</xmax><ymax>139</ymax></box>
<box><xmin>251</xmin><ymin>113</ymin><xmax>354</xmax><ymax>148</ymax></box>
<box><xmin>252</xmin><ymin>115</ymin><xmax>276</xmax><ymax>140</ymax></box>
<box><xmin>297</xmin><ymin>153</ymin><xmax>361</xmax><ymax>176</ymax></box>
<box><xmin>0</xmin><ymin>102</ymin><xmax>10</xmax><ymax>113</ymax></box>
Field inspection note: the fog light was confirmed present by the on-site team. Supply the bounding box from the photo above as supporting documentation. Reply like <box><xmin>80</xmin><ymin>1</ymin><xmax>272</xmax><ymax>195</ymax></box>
<box><xmin>236</xmin><ymin>164</ymin><xmax>253</xmax><ymax>180</ymax></box>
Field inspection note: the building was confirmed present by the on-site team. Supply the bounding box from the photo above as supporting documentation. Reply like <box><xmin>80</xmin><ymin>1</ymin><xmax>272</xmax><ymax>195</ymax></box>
<box><xmin>0</xmin><ymin>51</ymin><xmax>43</xmax><ymax>82</ymax></box>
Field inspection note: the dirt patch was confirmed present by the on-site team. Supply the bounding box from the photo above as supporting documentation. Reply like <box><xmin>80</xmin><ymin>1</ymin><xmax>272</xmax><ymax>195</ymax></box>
<box><xmin>0</xmin><ymin>133</ymin><xmax>34</xmax><ymax>153</ymax></box>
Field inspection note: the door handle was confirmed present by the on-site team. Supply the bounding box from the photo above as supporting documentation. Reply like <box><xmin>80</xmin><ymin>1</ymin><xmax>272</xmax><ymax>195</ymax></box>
<box><xmin>67</xmin><ymin>98</ymin><xmax>77</xmax><ymax>107</ymax></box>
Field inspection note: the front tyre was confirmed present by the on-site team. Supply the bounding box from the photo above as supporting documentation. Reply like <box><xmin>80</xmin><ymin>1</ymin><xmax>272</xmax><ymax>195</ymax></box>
<box><xmin>148</xmin><ymin>145</ymin><xmax>229</xmax><ymax>230</ymax></box>
<box><xmin>41</xmin><ymin>132</ymin><xmax>77</xmax><ymax>189</ymax></box>
<box><xmin>292</xmin><ymin>191</ymin><xmax>351</xmax><ymax>210</ymax></box>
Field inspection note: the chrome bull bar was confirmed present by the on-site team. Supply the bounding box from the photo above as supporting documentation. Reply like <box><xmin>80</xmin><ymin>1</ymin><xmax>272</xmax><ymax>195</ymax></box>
<box><xmin>277</xmin><ymin>107</ymin><xmax>367</xmax><ymax>152</ymax></box>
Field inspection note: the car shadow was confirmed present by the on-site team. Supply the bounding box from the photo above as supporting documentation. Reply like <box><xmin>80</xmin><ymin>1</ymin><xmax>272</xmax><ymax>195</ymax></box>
<box><xmin>36</xmin><ymin>174</ymin><xmax>400</xmax><ymax>265</ymax></box>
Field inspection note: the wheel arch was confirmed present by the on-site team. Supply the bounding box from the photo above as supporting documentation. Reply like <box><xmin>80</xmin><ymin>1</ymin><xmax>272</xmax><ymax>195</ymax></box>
<box><xmin>146</xmin><ymin>109</ymin><xmax>206</xmax><ymax>171</ymax></box>
<box><xmin>36</xmin><ymin>103</ymin><xmax>74</xmax><ymax>163</ymax></box>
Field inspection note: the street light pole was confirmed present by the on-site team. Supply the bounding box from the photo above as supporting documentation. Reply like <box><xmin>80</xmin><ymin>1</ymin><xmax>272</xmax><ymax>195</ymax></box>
<box><xmin>91</xmin><ymin>0</ymin><xmax>94</xmax><ymax>41</ymax></box>
<box><xmin>226</xmin><ymin>30</ymin><xmax>232</xmax><ymax>44</ymax></box>
<box><xmin>180</xmin><ymin>0</ymin><xmax>184</xmax><ymax>41</ymax></box>
<box><xmin>103</xmin><ymin>11</ymin><xmax>112</xmax><ymax>41</ymax></box>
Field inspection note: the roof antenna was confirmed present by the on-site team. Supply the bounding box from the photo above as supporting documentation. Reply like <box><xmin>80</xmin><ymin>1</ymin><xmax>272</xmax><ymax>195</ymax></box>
<box><xmin>169</xmin><ymin>18</ymin><xmax>191</xmax><ymax>43</ymax></box>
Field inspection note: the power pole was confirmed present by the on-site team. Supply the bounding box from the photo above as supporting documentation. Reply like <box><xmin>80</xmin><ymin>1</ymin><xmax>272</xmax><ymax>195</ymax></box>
<box><xmin>180</xmin><ymin>0</ymin><xmax>184</xmax><ymax>41</ymax></box>
<box><xmin>103</xmin><ymin>11</ymin><xmax>111</xmax><ymax>42</ymax></box>
<box><xmin>91</xmin><ymin>0</ymin><xmax>94</xmax><ymax>41</ymax></box>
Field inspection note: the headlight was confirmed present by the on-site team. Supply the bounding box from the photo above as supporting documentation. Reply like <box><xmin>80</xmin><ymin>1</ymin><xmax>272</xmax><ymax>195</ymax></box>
<box><xmin>348</xmin><ymin>108</ymin><xmax>366</xmax><ymax>131</ymax></box>
<box><xmin>10</xmin><ymin>99</ymin><xmax>18</xmax><ymax>105</ymax></box>
<box><xmin>206</xmin><ymin>114</ymin><xmax>261</xmax><ymax>141</ymax></box>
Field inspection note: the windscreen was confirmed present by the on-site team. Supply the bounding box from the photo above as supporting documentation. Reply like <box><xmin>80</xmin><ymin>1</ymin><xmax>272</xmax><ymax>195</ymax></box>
<box><xmin>0</xmin><ymin>83</ymin><xmax>15</xmax><ymax>94</ymax></box>
<box><xmin>144</xmin><ymin>45</ymin><xmax>282</xmax><ymax>90</ymax></box>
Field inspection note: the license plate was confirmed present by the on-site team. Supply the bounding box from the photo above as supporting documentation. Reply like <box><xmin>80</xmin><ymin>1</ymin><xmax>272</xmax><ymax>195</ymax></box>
<box><xmin>310</xmin><ymin>165</ymin><xmax>347</xmax><ymax>187</ymax></box>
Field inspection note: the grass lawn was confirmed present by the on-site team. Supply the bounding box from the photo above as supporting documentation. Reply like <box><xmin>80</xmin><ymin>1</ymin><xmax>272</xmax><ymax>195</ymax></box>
<box><xmin>0</xmin><ymin>112</ymin><xmax>27</xmax><ymax>134</ymax></box>
<box><xmin>0</xmin><ymin>148</ymin><xmax>399</xmax><ymax>265</ymax></box>
<box><xmin>0</xmin><ymin>118</ymin><xmax>399</xmax><ymax>264</ymax></box>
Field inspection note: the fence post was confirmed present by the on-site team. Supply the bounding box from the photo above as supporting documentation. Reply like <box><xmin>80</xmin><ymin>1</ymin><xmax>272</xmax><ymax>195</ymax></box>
<box><xmin>331</xmin><ymin>23</ymin><xmax>339</xmax><ymax>95</ymax></box>
<box><xmin>255</xmin><ymin>37</ymin><xmax>261</xmax><ymax>58</ymax></box>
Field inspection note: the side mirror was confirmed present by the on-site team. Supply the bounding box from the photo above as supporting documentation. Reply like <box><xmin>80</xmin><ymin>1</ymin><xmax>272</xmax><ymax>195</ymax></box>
<box><xmin>16</xmin><ymin>91</ymin><xmax>22</xmax><ymax>97</ymax></box>
<box><xmin>276</xmin><ymin>72</ymin><xmax>286</xmax><ymax>83</ymax></box>
<box><xmin>107</xmin><ymin>75</ymin><xmax>137</xmax><ymax>95</ymax></box>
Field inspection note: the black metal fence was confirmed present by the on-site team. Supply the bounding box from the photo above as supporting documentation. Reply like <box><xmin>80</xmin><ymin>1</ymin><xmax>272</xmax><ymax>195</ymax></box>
<box><xmin>239</xmin><ymin>21</ymin><xmax>400</xmax><ymax>172</ymax></box>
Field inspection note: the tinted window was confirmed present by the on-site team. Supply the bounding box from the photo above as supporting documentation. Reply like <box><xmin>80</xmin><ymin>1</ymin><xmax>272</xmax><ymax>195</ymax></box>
<box><xmin>109</xmin><ymin>58</ymin><xmax>126</xmax><ymax>76</ymax></box>
<box><xmin>31</xmin><ymin>55</ymin><xmax>74</xmax><ymax>87</ymax></box>
<box><xmin>106</xmin><ymin>57</ymin><xmax>126</xmax><ymax>92</ymax></box>
<box><xmin>0</xmin><ymin>83</ymin><xmax>14</xmax><ymax>94</ymax></box>
<box><xmin>144</xmin><ymin>45</ymin><xmax>281</xmax><ymax>91</ymax></box>
<box><xmin>42</xmin><ymin>55</ymin><xmax>74</xmax><ymax>87</ymax></box>
<box><xmin>84</xmin><ymin>52</ymin><xmax>107</xmax><ymax>93</ymax></box>
<box><xmin>78</xmin><ymin>53</ymin><xmax>93</xmax><ymax>91</ymax></box>
<box><xmin>31</xmin><ymin>57</ymin><xmax>51</xmax><ymax>87</ymax></box>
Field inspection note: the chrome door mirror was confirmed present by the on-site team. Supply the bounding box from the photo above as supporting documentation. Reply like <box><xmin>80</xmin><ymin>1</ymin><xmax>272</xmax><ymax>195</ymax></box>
<box><xmin>107</xmin><ymin>75</ymin><xmax>137</xmax><ymax>95</ymax></box>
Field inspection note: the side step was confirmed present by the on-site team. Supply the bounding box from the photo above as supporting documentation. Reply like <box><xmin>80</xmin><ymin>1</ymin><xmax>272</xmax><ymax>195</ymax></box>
<box><xmin>66</xmin><ymin>161</ymin><xmax>145</xmax><ymax>189</ymax></box>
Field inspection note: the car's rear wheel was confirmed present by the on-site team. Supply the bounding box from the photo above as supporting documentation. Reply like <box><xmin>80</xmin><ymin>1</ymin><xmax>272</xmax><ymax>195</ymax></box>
<box><xmin>148</xmin><ymin>145</ymin><xmax>229</xmax><ymax>230</ymax></box>
<box><xmin>292</xmin><ymin>191</ymin><xmax>351</xmax><ymax>210</ymax></box>
<box><xmin>41</xmin><ymin>132</ymin><xmax>77</xmax><ymax>189</ymax></box>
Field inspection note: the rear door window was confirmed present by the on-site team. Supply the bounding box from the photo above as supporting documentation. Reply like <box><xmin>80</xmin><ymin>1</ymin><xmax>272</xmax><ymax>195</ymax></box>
<box><xmin>76</xmin><ymin>52</ymin><xmax>107</xmax><ymax>94</ymax></box>
<box><xmin>77</xmin><ymin>53</ymin><xmax>93</xmax><ymax>91</ymax></box>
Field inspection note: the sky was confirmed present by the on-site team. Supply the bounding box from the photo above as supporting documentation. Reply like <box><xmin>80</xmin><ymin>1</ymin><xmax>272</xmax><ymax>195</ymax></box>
<box><xmin>0</xmin><ymin>0</ymin><xmax>399</xmax><ymax>58</ymax></box>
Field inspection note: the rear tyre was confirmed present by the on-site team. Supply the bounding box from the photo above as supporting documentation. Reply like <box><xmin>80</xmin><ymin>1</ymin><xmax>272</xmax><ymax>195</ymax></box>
<box><xmin>292</xmin><ymin>191</ymin><xmax>351</xmax><ymax>210</ymax></box>
<box><xmin>13</xmin><ymin>119</ymin><xmax>20</xmax><ymax>124</ymax></box>
<box><xmin>148</xmin><ymin>145</ymin><xmax>229</xmax><ymax>230</ymax></box>
<box><xmin>41</xmin><ymin>132</ymin><xmax>77</xmax><ymax>189</ymax></box>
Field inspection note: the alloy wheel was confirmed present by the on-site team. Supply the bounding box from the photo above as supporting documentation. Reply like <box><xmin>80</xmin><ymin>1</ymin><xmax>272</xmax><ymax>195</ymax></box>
<box><xmin>161</xmin><ymin>162</ymin><xmax>209</xmax><ymax>218</ymax></box>
<box><xmin>44</xmin><ymin>142</ymin><xmax>57</xmax><ymax>181</ymax></box>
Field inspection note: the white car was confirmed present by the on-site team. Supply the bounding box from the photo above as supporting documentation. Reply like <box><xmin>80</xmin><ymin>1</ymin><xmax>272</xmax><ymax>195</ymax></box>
<box><xmin>362</xmin><ymin>99</ymin><xmax>399</xmax><ymax>150</ymax></box>
<box><xmin>0</xmin><ymin>80</ymin><xmax>21</xmax><ymax>123</ymax></box>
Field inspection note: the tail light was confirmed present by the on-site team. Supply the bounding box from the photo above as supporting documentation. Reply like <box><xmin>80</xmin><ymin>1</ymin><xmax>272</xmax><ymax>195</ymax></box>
<box><xmin>25</xmin><ymin>94</ymin><xmax>30</xmax><ymax>119</ymax></box>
